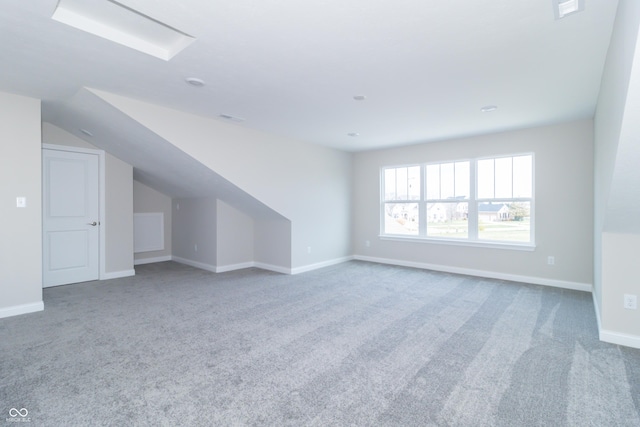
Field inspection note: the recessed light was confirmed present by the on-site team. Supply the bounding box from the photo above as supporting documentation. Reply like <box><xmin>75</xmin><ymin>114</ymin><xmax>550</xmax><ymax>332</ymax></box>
<box><xmin>185</xmin><ymin>77</ymin><xmax>205</xmax><ymax>87</ymax></box>
<box><xmin>353</xmin><ymin>95</ymin><xmax>366</xmax><ymax>101</ymax></box>
<box><xmin>481</xmin><ymin>105</ymin><xmax>498</xmax><ymax>113</ymax></box>
<box><xmin>348</xmin><ymin>132</ymin><xmax>360</xmax><ymax>137</ymax></box>
<box><xmin>79</xmin><ymin>128</ymin><xmax>93</xmax><ymax>137</ymax></box>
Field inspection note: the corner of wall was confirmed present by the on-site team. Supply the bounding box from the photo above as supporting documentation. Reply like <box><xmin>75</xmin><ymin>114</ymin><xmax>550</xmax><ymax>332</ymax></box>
<box><xmin>0</xmin><ymin>91</ymin><xmax>43</xmax><ymax>317</ymax></box>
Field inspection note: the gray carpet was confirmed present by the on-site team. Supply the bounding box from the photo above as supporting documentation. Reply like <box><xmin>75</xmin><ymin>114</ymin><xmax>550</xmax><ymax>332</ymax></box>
<box><xmin>1</xmin><ymin>261</ymin><xmax>639</xmax><ymax>426</ymax></box>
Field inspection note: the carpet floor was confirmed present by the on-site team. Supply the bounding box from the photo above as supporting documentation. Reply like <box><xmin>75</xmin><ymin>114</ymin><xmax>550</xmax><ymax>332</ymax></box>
<box><xmin>1</xmin><ymin>261</ymin><xmax>639</xmax><ymax>426</ymax></box>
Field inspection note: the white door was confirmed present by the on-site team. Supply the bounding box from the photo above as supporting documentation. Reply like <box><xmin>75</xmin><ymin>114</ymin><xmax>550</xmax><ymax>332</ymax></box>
<box><xmin>43</xmin><ymin>148</ymin><xmax>100</xmax><ymax>287</ymax></box>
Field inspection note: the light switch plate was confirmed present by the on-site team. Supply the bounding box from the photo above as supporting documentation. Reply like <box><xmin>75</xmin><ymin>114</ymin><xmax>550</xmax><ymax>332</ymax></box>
<box><xmin>16</xmin><ymin>197</ymin><xmax>26</xmax><ymax>208</ymax></box>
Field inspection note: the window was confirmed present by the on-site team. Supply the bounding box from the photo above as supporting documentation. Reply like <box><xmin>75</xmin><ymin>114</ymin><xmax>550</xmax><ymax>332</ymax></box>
<box><xmin>381</xmin><ymin>154</ymin><xmax>534</xmax><ymax>246</ymax></box>
<box><xmin>477</xmin><ymin>155</ymin><xmax>532</xmax><ymax>243</ymax></box>
<box><xmin>426</xmin><ymin>161</ymin><xmax>469</xmax><ymax>239</ymax></box>
<box><xmin>382</xmin><ymin>166</ymin><xmax>420</xmax><ymax>235</ymax></box>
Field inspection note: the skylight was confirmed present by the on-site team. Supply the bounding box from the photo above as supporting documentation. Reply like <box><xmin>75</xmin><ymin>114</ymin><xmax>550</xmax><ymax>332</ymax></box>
<box><xmin>52</xmin><ymin>0</ymin><xmax>195</xmax><ymax>61</ymax></box>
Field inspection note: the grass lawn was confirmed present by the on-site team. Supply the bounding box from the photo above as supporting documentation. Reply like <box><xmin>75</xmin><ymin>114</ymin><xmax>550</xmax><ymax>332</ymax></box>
<box><xmin>428</xmin><ymin>219</ymin><xmax>530</xmax><ymax>242</ymax></box>
<box><xmin>478</xmin><ymin>220</ymin><xmax>530</xmax><ymax>241</ymax></box>
<box><xmin>427</xmin><ymin>220</ymin><xmax>468</xmax><ymax>238</ymax></box>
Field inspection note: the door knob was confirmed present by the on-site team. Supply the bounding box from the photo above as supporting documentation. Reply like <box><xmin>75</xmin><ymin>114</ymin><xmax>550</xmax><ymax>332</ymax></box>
<box><xmin>88</xmin><ymin>221</ymin><xmax>98</xmax><ymax>226</ymax></box>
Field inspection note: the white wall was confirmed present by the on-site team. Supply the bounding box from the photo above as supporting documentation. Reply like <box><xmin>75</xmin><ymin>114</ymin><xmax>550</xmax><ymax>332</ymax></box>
<box><xmin>133</xmin><ymin>180</ymin><xmax>172</xmax><ymax>264</ymax></box>
<box><xmin>90</xmin><ymin>90</ymin><xmax>353</xmax><ymax>270</ymax></box>
<box><xmin>0</xmin><ymin>92</ymin><xmax>43</xmax><ymax>318</ymax></box>
<box><xmin>172</xmin><ymin>197</ymin><xmax>292</xmax><ymax>273</ymax></box>
<box><xmin>42</xmin><ymin>123</ymin><xmax>134</xmax><ymax>278</ymax></box>
<box><xmin>105</xmin><ymin>161</ymin><xmax>133</xmax><ymax>276</ymax></box>
<box><xmin>217</xmin><ymin>200</ymin><xmax>254</xmax><ymax>270</ymax></box>
<box><xmin>172</xmin><ymin>198</ymin><xmax>217</xmax><ymax>270</ymax></box>
<box><xmin>602</xmin><ymin>233</ymin><xmax>640</xmax><ymax>339</ymax></box>
<box><xmin>254</xmin><ymin>218</ymin><xmax>292</xmax><ymax>271</ymax></box>
<box><xmin>353</xmin><ymin>120</ymin><xmax>594</xmax><ymax>289</ymax></box>
<box><xmin>594</xmin><ymin>0</ymin><xmax>640</xmax><ymax>347</ymax></box>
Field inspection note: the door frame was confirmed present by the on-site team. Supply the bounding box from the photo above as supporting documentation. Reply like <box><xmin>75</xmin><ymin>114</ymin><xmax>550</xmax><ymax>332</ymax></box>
<box><xmin>42</xmin><ymin>143</ymin><xmax>106</xmax><ymax>281</ymax></box>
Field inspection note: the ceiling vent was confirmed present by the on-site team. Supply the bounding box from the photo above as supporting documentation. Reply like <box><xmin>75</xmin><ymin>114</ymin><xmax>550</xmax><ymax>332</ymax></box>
<box><xmin>554</xmin><ymin>0</ymin><xmax>584</xmax><ymax>19</ymax></box>
<box><xmin>52</xmin><ymin>0</ymin><xmax>195</xmax><ymax>61</ymax></box>
<box><xmin>219</xmin><ymin>114</ymin><xmax>245</xmax><ymax>123</ymax></box>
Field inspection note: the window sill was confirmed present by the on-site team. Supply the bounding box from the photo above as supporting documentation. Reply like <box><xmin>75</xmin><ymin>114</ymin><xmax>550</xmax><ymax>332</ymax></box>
<box><xmin>379</xmin><ymin>235</ymin><xmax>536</xmax><ymax>251</ymax></box>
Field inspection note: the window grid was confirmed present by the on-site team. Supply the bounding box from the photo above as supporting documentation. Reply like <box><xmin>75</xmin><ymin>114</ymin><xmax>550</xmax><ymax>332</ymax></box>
<box><xmin>381</xmin><ymin>154</ymin><xmax>533</xmax><ymax>245</ymax></box>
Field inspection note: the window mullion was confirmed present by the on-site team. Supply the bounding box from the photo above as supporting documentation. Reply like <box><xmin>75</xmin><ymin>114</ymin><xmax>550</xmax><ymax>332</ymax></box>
<box><xmin>469</xmin><ymin>160</ymin><xmax>478</xmax><ymax>240</ymax></box>
<box><xmin>419</xmin><ymin>165</ymin><xmax>427</xmax><ymax>236</ymax></box>
<box><xmin>511</xmin><ymin>157</ymin><xmax>514</xmax><ymax>199</ymax></box>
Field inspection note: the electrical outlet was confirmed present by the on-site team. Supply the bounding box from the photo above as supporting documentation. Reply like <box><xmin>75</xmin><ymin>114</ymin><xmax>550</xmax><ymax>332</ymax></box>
<box><xmin>16</xmin><ymin>197</ymin><xmax>26</xmax><ymax>208</ymax></box>
<box><xmin>624</xmin><ymin>294</ymin><xmax>637</xmax><ymax>310</ymax></box>
<box><xmin>365</xmin><ymin>240</ymin><xmax>371</xmax><ymax>247</ymax></box>
<box><xmin>194</xmin><ymin>244</ymin><xmax>198</xmax><ymax>252</ymax></box>
<box><xmin>307</xmin><ymin>246</ymin><xmax>312</xmax><ymax>254</ymax></box>
<box><xmin>547</xmin><ymin>256</ymin><xmax>555</xmax><ymax>266</ymax></box>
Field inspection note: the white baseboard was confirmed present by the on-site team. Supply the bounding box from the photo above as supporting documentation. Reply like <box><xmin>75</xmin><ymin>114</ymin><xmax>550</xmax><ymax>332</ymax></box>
<box><xmin>290</xmin><ymin>256</ymin><xmax>354</xmax><ymax>275</ymax></box>
<box><xmin>254</xmin><ymin>262</ymin><xmax>291</xmax><ymax>274</ymax></box>
<box><xmin>134</xmin><ymin>255</ymin><xmax>172</xmax><ymax>265</ymax></box>
<box><xmin>101</xmin><ymin>269</ymin><xmax>136</xmax><ymax>280</ymax></box>
<box><xmin>599</xmin><ymin>329</ymin><xmax>640</xmax><ymax>349</ymax></box>
<box><xmin>0</xmin><ymin>301</ymin><xmax>44</xmax><ymax>319</ymax></box>
<box><xmin>172</xmin><ymin>256</ymin><xmax>217</xmax><ymax>273</ymax></box>
<box><xmin>593</xmin><ymin>290</ymin><xmax>640</xmax><ymax>349</ymax></box>
<box><xmin>216</xmin><ymin>262</ymin><xmax>255</xmax><ymax>273</ymax></box>
<box><xmin>173</xmin><ymin>256</ymin><xmax>291</xmax><ymax>274</ymax></box>
<box><xmin>353</xmin><ymin>255</ymin><xmax>592</xmax><ymax>292</ymax></box>
<box><xmin>171</xmin><ymin>256</ymin><xmax>353</xmax><ymax>275</ymax></box>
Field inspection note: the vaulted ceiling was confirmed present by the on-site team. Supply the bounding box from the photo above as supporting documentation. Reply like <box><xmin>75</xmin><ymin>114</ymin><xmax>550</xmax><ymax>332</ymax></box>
<box><xmin>1</xmin><ymin>0</ymin><xmax>619</xmax><ymax>152</ymax></box>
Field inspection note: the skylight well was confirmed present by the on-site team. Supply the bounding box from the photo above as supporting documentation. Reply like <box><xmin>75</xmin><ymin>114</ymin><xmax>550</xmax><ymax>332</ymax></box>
<box><xmin>52</xmin><ymin>0</ymin><xmax>195</xmax><ymax>61</ymax></box>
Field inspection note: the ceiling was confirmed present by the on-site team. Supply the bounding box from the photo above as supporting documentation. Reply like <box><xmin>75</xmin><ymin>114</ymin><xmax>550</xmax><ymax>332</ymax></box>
<box><xmin>0</xmin><ymin>0</ymin><xmax>619</xmax><ymax>152</ymax></box>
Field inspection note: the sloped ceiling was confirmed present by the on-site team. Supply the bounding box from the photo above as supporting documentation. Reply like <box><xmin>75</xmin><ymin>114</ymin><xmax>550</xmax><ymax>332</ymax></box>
<box><xmin>604</xmin><ymin>38</ymin><xmax>640</xmax><ymax>234</ymax></box>
<box><xmin>1</xmin><ymin>0</ymin><xmax>619</xmax><ymax>151</ymax></box>
<box><xmin>47</xmin><ymin>88</ymin><xmax>286</xmax><ymax>220</ymax></box>
<box><xmin>0</xmin><ymin>1</ymin><xmax>620</xmax><ymax>203</ymax></box>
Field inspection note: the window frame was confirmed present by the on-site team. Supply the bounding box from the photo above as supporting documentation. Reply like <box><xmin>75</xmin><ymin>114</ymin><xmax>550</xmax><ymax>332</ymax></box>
<box><xmin>380</xmin><ymin>164</ymin><xmax>422</xmax><ymax>237</ymax></box>
<box><xmin>380</xmin><ymin>153</ymin><xmax>535</xmax><ymax>250</ymax></box>
<box><xmin>424</xmin><ymin>159</ymin><xmax>471</xmax><ymax>240</ymax></box>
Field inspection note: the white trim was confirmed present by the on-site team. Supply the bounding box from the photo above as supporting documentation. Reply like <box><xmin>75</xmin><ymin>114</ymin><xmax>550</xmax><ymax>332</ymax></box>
<box><xmin>42</xmin><ymin>144</ymin><xmax>106</xmax><ymax>283</ymax></box>
<box><xmin>290</xmin><ymin>256</ymin><xmax>354</xmax><ymax>275</ymax></box>
<box><xmin>381</xmin><ymin>154</ymin><xmax>535</xmax><ymax>246</ymax></box>
<box><xmin>216</xmin><ymin>262</ymin><xmax>255</xmax><ymax>273</ymax></box>
<box><xmin>173</xmin><ymin>256</ymin><xmax>291</xmax><ymax>274</ymax></box>
<box><xmin>171</xmin><ymin>256</ymin><xmax>352</xmax><ymax>275</ymax></box>
<box><xmin>592</xmin><ymin>291</ymin><xmax>602</xmax><ymax>332</ymax></box>
<box><xmin>98</xmin><ymin>152</ymin><xmax>106</xmax><ymax>280</ymax></box>
<box><xmin>254</xmin><ymin>262</ymin><xmax>291</xmax><ymax>274</ymax></box>
<box><xmin>599</xmin><ymin>329</ymin><xmax>640</xmax><ymax>349</ymax></box>
<box><xmin>592</xmin><ymin>292</ymin><xmax>640</xmax><ymax>349</ymax></box>
<box><xmin>253</xmin><ymin>262</ymin><xmax>291</xmax><ymax>274</ymax></box>
<box><xmin>102</xmin><ymin>269</ymin><xmax>135</xmax><ymax>280</ymax></box>
<box><xmin>172</xmin><ymin>256</ymin><xmax>217</xmax><ymax>273</ymax></box>
<box><xmin>42</xmin><ymin>143</ymin><xmax>102</xmax><ymax>156</ymax></box>
<box><xmin>134</xmin><ymin>255</ymin><xmax>172</xmax><ymax>265</ymax></box>
<box><xmin>379</xmin><ymin>235</ymin><xmax>536</xmax><ymax>251</ymax></box>
<box><xmin>0</xmin><ymin>301</ymin><xmax>44</xmax><ymax>319</ymax></box>
<box><xmin>353</xmin><ymin>255</ymin><xmax>592</xmax><ymax>292</ymax></box>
